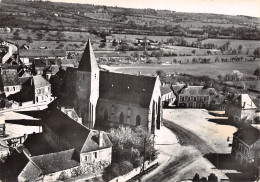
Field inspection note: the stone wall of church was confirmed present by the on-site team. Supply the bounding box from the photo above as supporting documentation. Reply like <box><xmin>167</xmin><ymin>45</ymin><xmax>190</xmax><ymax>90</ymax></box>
<box><xmin>96</xmin><ymin>99</ymin><xmax>149</xmax><ymax>128</ymax></box>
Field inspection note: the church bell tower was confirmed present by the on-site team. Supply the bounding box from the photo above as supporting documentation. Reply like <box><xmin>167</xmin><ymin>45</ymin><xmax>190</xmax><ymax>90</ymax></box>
<box><xmin>76</xmin><ymin>39</ymin><xmax>99</xmax><ymax>128</ymax></box>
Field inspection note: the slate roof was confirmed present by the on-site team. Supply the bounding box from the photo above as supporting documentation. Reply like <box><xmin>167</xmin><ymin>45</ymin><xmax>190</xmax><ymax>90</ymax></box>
<box><xmin>23</xmin><ymin>133</ymin><xmax>68</xmax><ymax>156</ymax></box>
<box><xmin>234</xmin><ymin>125</ymin><xmax>260</xmax><ymax>146</ymax></box>
<box><xmin>20</xmin><ymin>49</ymin><xmax>66</xmax><ymax>58</ymax></box>
<box><xmin>99</xmin><ymin>71</ymin><xmax>157</xmax><ymax>108</ymax></box>
<box><xmin>78</xmin><ymin>39</ymin><xmax>99</xmax><ymax>72</ymax></box>
<box><xmin>32</xmin><ymin>75</ymin><xmax>50</xmax><ymax>88</ymax></box>
<box><xmin>43</xmin><ymin>109</ymin><xmax>91</xmax><ymax>151</ymax></box>
<box><xmin>19</xmin><ymin>162</ymin><xmax>41</xmax><ymax>182</ymax></box>
<box><xmin>160</xmin><ymin>85</ymin><xmax>173</xmax><ymax>96</ymax></box>
<box><xmin>0</xmin><ymin>69</ymin><xmax>20</xmax><ymax>86</ymax></box>
<box><xmin>31</xmin><ymin>149</ymin><xmax>79</xmax><ymax>175</ymax></box>
<box><xmin>81</xmin><ymin>130</ymin><xmax>112</xmax><ymax>153</ymax></box>
<box><xmin>171</xmin><ymin>84</ymin><xmax>186</xmax><ymax>94</ymax></box>
<box><xmin>179</xmin><ymin>86</ymin><xmax>215</xmax><ymax>95</ymax></box>
<box><xmin>230</xmin><ymin>94</ymin><xmax>257</xmax><ymax>109</ymax></box>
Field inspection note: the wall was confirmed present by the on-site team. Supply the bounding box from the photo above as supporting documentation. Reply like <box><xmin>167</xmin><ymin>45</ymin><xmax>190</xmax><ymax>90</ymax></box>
<box><xmin>4</xmin><ymin>85</ymin><xmax>21</xmax><ymax>97</ymax></box>
<box><xmin>97</xmin><ymin>99</ymin><xmax>149</xmax><ymax>129</ymax></box>
<box><xmin>80</xmin><ymin>147</ymin><xmax>112</xmax><ymax>165</ymax></box>
<box><xmin>34</xmin><ymin>85</ymin><xmax>51</xmax><ymax>104</ymax></box>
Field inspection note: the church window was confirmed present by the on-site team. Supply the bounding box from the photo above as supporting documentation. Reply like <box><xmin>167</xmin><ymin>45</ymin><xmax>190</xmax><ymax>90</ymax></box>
<box><xmin>119</xmin><ymin>112</ymin><xmax>124</xmax><ymax>123</ymax></box>
<box><xmin>136</xmin><ymin>115</ymin><xmax>141</xmax><ymax>126</ymax></box>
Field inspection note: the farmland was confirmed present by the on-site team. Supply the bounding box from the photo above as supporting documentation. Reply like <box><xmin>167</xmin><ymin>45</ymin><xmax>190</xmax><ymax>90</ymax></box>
<box><xmin>201</xmin><ymin>39</ymin><xmax>260</xmax><ymax>55</ymax></box>
<box><xmin>109</xmin><ymin>61</ymin><xmax>259</xmax><ymax>78</ymax></box>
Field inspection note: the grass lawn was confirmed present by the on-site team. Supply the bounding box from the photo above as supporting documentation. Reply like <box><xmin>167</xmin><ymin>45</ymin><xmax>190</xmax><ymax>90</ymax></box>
<box><xmin>110</xmin><ymin>61</ymin><xmax>259</xmax><ymax>78</ymax></box>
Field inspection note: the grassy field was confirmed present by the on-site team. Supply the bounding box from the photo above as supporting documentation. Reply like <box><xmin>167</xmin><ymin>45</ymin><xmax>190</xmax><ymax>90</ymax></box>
<box><xmin>113</xmin><ymin>34</ymin><xmax>198</xmax><ymax>43</ymax></box>
<box><xmin>201</xmin><ymin>38</ymin><xmax>260</xmax><ymax>55</ymax></box>
<box><xmin>110</xmin><ymin>61</ymin><xmax>259</xmax><ymax>78</ymax></box>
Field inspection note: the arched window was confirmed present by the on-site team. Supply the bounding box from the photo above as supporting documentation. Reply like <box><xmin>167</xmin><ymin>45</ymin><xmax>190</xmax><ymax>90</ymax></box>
<box><xmin>104</xmin><ymin>109</ymin><xmax>108</xmax><ymax>120</ymax></box>
<box><xmin>119</xmin><ymin>112</ymin><xmax>124</xmax><ymax>123</ymax></box>
<box><xmin>136</xmin><ymin>115</ymin><xmax>141</xmax><ymax>126</ymax></box>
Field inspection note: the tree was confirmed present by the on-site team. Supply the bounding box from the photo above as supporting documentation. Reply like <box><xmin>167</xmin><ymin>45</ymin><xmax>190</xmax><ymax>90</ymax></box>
<box><xmin>26</xmin><ymin>36</ymin><xmax>33</xmax><ymax>43</ymax></box>
<box><xmin>156</xmin><ymin>70</ymin><xmax>166</xmax><ymax>82</ymax></box>
<box><xmin>253</xmin><ymin>47</ymin><xmax>260</xmax><ymax>58</ymax></box>
<box><xmin>232</xmin><ymin>70</ymin><xmax>243</xmax><ymax>81</ymax></box>
<box><xmin>13</xmin><ymin>29</ymin><xmax>20</xmax><ymax>39</ymax></box>
<box><xmin>191</xmin><ymin>49</ymin><xmax>196</xmax><ymax>55</ymax></box>
<box><xmin>56</xmin><ymin>31</ymin><xmax>66</xmax><ymax>41</ymax></box>
<box><xmin>238</xmin><ymin>45</ymin><xmax>243</xmax><ymax>54</ymax></box>
<box><xmin>208</xmin><ymin>173</ymin><xmax>218</xmax><ymax>182</ymax></box>
<box><xmin>99</xmin><ymin>42</ymin><xmax>106</xmax><ymax>48</ymax></box>
<box><xmin>253</xmin><ymin>67</ymin><xmax>260</xmax><ymax>77</ymax></box>
<box><xmin>36</xmin><ymin>32</ymin><xmax>45</xmax><ymax>41</ymax></box>
<box><xmin>133</xmin><ymin>51</ymin><xmax>139</xmax><ymax>60</ymax></box>
<box><xmin>108</xmin><ymin>126</ymin><xmax>157</xmax><ymax>168</ymax></box>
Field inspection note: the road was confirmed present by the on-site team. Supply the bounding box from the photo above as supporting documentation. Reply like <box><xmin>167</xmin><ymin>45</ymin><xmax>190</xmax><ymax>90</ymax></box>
<box><xmin>143</xmin><ymin>109</ymin><xmax>236</xmax><ymax>182</ymax></box>
<box><xmin>143</xmin><ymin>119</ymin><xmax>216</xmax><ymax>182</ymax></box>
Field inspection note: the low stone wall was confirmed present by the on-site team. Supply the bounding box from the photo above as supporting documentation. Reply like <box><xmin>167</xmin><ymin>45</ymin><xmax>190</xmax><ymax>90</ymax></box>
<box><xmin>109</xmin><ymin>160</ymin><xmax>158</xmax><ymax>182</ymax></box>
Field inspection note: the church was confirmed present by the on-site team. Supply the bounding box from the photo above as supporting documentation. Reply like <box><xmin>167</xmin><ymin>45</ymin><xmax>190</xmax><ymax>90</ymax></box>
<box><xmin>61</xmin><ymin>40</ymin><xmax>162</xmax><ymax>134</ymax></box>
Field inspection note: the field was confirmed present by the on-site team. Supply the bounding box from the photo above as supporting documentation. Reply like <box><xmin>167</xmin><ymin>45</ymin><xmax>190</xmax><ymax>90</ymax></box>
<box><xmin>109</xmin><ymin>61</ymin><xmax>259</xmax><ymax>78</ymax></box>
<box><xmin>113</xmin><ymin>34</ymin><xmax>198</xmax><ymax>43</ymax></box>
<box><xmin>201</xmin><ymin>39</ymin><xmax>260</xmax><ymax>55</ymax></box>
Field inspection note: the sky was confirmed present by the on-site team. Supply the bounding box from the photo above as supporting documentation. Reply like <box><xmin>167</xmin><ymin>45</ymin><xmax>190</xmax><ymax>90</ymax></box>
<box><xmin>50</xmin><ymin>0</ymin><xmax>260</xmax><ymax>17</ymax></box>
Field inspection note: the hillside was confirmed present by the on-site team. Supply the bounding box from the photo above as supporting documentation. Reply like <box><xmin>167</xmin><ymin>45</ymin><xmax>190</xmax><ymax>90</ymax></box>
<box><xmin>0</xmin><ymin>0</ymin><xmax>260</xmax><ymax>40</ymax></box>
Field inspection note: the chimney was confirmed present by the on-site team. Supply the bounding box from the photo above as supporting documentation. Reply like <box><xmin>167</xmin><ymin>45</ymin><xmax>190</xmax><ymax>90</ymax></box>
<box><xmin>243</xmin><ymin>102</ymin><xmax>246</xmax><ymax>109</ymax></box>
<box><xmin>99</xmin><ymin>131</ymin><xmax>103</xmax><ymax>147</ymax></box>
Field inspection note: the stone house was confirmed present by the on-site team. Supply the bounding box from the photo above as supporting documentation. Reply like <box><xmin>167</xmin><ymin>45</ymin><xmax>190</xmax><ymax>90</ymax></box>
<box><xmin>3</xmin><ymin>108</ymin><xmax>112</xmax><ymax>182</ymax></box>
<box><xmin>19</xmin><ymin>49</ymin><xmax>66</xmax><ymax>65</ymax></box>
<box><xmin>176</xmin><ymin>85</ymin><xmax>215</xmax><ymax>108</ymax></box>
<box><xmin>61</xmin><ymin>39</ymin><xmax>162</xmax><ymax>134</ymax></box>
<box><xmin>160</xmin><ymin>85</ymin><xmax>176</xmax><ymax>107</ymax></box>
<box><xmin>225</xmin><ymin>94</ymin><xmax>257</xmax><ymax>125</ymax></box>
<box><xmin>231</xmin><ymin>125</ymin><xmax>260</xmax><ymax>171</ymax></box>
<box><xmin>0</xmin><ymin>68</ymin><xmax>21</xmax><ymax>97</ymax></box>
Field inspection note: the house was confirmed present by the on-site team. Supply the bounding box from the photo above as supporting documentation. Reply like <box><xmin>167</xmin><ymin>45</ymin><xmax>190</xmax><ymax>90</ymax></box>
<box><xmin>3</xmin><ymin>108</ymin><xmax>112</xmax><ymax>182</ymax></box>
<box><xmin>176</xmin><ymin>85</ymin><xmax>216</xmax><ymax>108</ymax></box>
<box><xmin>19</xmin><ymin>49</ymin><xmax>66</xmax><ymax>65</ymax></box>
<box><xmin>225</xmin><ymin>94</ymin><xmax>257</xmax><ymax>125</ymax></box>
<box><xmin>208</xmin><ymin>94</ymin><xmax>226</xmax><ymax>111</ymax></box>
<box><xmin>0</xmin><ymin>69</ymin><xmax>21</xmax><ymax>97</ymax></box>
<box><xmin>0</xmin><ymin>40</ymin><xmax>18</xmax><ymax>64</ymax></box>
<box><xmin>0</xmin><ymin>119</ymin><xmax>5</xmax><ymax>137</ymax></box>
<box><xmin>231</xmin><ymin>125</ymin><xmax>260</xmax><ymax>171</ymax></box>
<box><xmin>61</xmin><ymin>39</ymin><xmax>162</xmax><ymax>134</ymax></box>
<box><xmin>60</xmin><ymin>107</ymin><xmax>82</xmax><ymax>124</ymax></box>
<box><xmin>0</xmin><ymin>139</ymin><xmax>9</xmax><ymax>158</ymax></box>
<box><xmin>160</xmin><ymin>85</ymin><xmax>176</xmax><ymax>107</ymax></box>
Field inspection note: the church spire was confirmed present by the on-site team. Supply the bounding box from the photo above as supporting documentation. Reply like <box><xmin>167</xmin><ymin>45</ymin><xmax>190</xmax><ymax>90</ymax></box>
<box><xmin>78</xmin><ymin>39</ymin><xmax>99</xmax><ymax>72</ymax></box>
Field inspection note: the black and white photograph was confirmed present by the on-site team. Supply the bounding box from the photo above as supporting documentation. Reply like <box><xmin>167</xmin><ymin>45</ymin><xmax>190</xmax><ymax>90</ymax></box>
<box><xmin>0</xmin><ymin>0</ymin><xmax>259</xmax><ymax>181</ymax></box>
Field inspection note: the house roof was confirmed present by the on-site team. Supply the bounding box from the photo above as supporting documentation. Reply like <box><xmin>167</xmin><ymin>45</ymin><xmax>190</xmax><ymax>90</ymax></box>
<box><xmin>99</xmin><ymin>71</ymin><xmax>157</xmax><ymax>108</ymax></box>
<box><xmin>23</xmin><ymin>133</ymin><xmax>69</xmax><ymax>156</ymax></box>
<box><xmin>171</xmin><ymin>84</ymin><xmax>186</xmax><ymax>94</ymax></box>
<box><xmin>32</xmin><ymin>75</ymin><xmax>50</xmax><ymax>88</ymax></box>
<box><xmin>0</xmin><ymin>69</ymin><xmax>20</xmax><ymax>87</ymax></box>
<box><xmin>19</xmin><ymin>162</ymin><xmax>41</xmax><ymax>182</ymax></box>
<box><xmin>31</xmin><ymin>149</ymin><xmax>79</xmax><ymax>175</ymax></box>
<box><xmin>179</xmin><ymin>86</ymin><xmax>215</xmax><ymax>95</ymax></box>
<box><xmin>78</xmin><ymin>39</ymin><xmax>99</xmax><ymax>72</ymax></box>
<box><xmin>20</xmin><ymin>49</ymin><xmax>66</xmax><ymax>58</ymax></box>
<box><xmin>60</xmin><ymin>59</ymin><xmax>78</xmax><ymax>67</ymax></box>
<box><xmin>234</xmin><ymin>125</ymin><xmax>260</xmax><ymax>146</ymax></box>
<box><xmin>81</xmin><ymin>130</ymin><xmax>112</xmax><ymax>153</ymax></box>
<box><xmin>160</xmin><ymin>85</ymin><xmax>172</xmax><ymax>96</ymax></box>
<box><xmin>230</xmin><ymin>94</ymin><xmax>257</xmax><ymax>109</ymax></box>
<box><xmin>43</xmin><ymin>109</ymin><xmax>91</xmax><ymax>151</ymax></box>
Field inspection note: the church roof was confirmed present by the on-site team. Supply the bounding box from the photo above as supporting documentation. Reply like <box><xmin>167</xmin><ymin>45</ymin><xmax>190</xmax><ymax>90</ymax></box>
<box><xmin>78</xmin><ymin>39</ymin><xmax>98</xmax><ymax>72</ymax></box>
<box><xmin>99</xmin><ymin>71</ymin><xmax>157</xmax><ymax>108</ymax></box>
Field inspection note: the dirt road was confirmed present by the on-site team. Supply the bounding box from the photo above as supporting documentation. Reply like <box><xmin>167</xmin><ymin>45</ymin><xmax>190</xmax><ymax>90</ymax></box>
<box><xmin>143</xmin><ymin>119</ymin><xmax>216</xmax><ymax>182</ymax></box>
